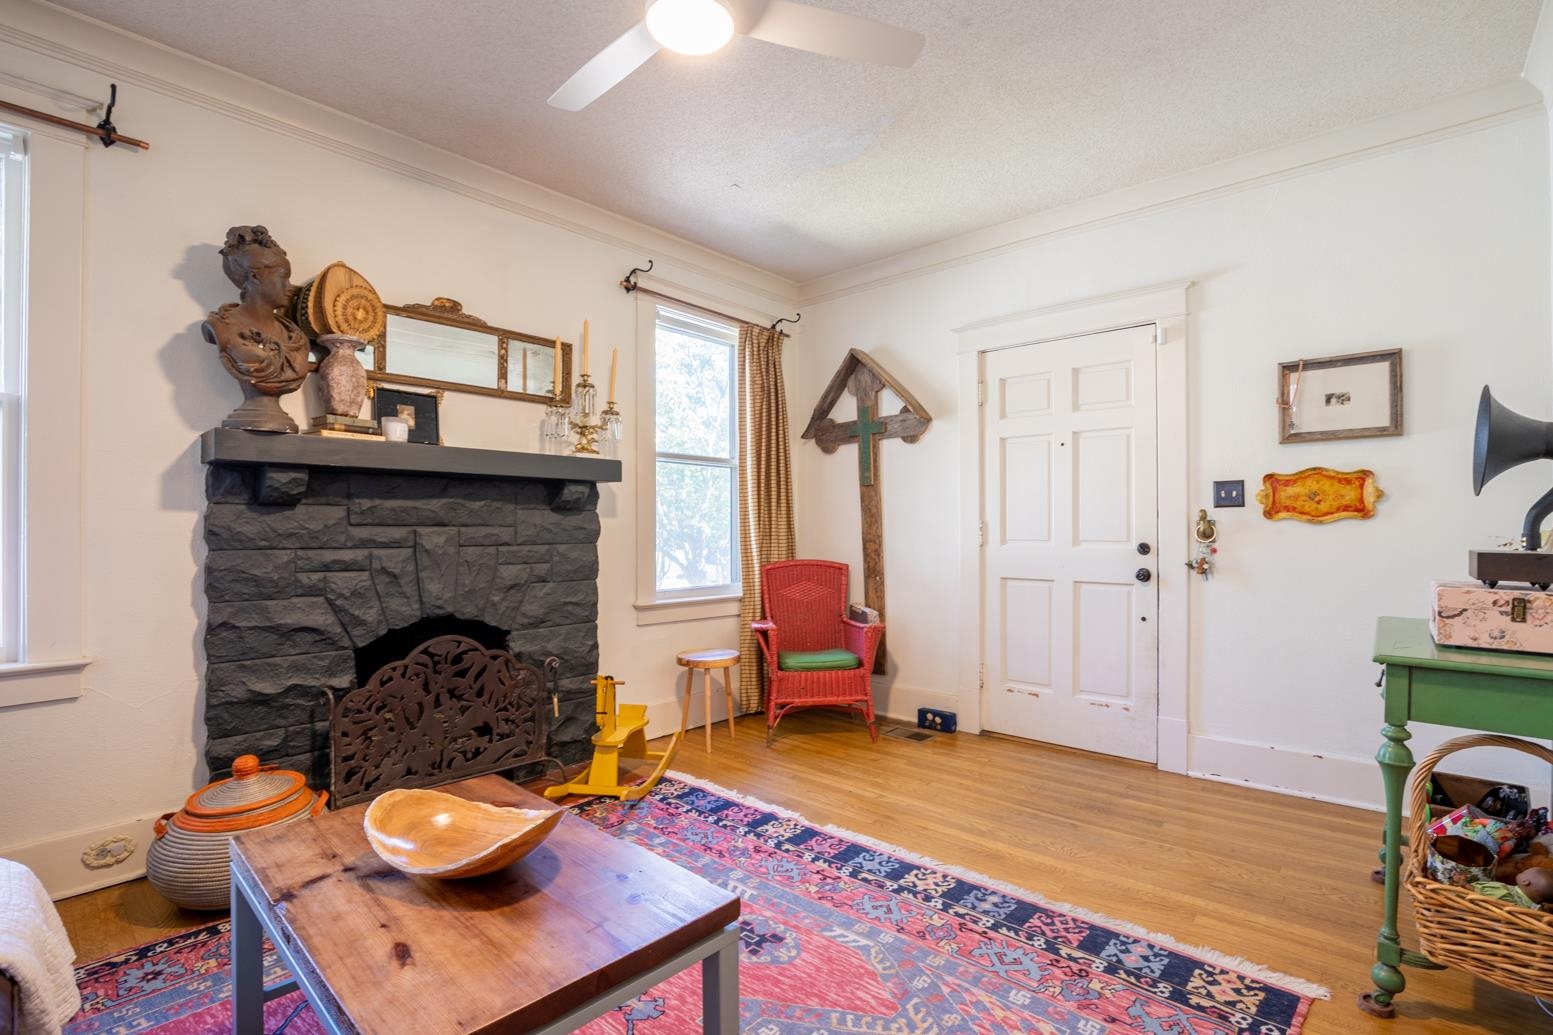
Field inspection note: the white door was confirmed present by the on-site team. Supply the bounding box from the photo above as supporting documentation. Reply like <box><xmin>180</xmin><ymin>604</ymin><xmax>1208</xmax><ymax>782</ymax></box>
<box><xmin>981</xmin><ymin>324</ymin><xmax>1159</xmax><ymax>762</ymax></box>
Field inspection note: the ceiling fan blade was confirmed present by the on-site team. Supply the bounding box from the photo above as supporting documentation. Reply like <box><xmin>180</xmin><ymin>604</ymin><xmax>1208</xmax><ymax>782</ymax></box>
<box><xmin>548</xmin><ymin>20</ymin><xmax>661</xmax><ymax>111</ymax></box>
<box><xmin>742</xmin><ymin>0</ymin><xmax>924</xmax><ymax>67</ymax></box>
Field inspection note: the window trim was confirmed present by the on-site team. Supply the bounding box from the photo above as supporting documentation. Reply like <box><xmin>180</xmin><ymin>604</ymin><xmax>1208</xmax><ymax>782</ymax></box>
<box><xmin>632</xmin><ymin>283</ymin><xmax>771</xmax><ymax>625</ymax></box>
<box><xmin>1</xmin><ymin>127</ymin><xmax>26</xmax><ymax>664</ymax></box>
<box><xmin>0</xmin><ymin>119</ymin><xmax>90</xmax><ymax>707</ymax></box>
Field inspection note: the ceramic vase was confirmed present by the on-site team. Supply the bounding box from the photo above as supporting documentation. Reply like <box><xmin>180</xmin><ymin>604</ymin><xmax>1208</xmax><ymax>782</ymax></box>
<box><xmin>314</xmin><ymin>334</ymin><xmax>370</xmax><ymax>419</ymax></box>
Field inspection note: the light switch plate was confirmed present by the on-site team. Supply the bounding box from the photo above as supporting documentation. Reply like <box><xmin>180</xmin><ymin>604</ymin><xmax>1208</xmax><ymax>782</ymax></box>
<box><xmin>1213</xmin><ymin>480</ymin><xmax>1245</xmax><ymax>508</ymax></box>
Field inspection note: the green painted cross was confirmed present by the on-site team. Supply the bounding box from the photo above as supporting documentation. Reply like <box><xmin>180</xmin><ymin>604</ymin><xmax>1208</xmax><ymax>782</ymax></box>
<box><xmin>800</xmin><ymin>349</ymin><xmax>934</xmax><ymax>673</ymax></box>
<box><xmin>855</xmin><ymin>403</ymin><xmax>886</xmax><ymax>487</ymax></box>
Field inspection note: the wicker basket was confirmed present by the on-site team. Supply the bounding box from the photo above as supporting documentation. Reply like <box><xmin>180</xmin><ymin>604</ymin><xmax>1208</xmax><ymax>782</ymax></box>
<box><xmin>1405</xmin><ymin>733</ymin><xmax>1553</xmax><ymax>996</ymax></box>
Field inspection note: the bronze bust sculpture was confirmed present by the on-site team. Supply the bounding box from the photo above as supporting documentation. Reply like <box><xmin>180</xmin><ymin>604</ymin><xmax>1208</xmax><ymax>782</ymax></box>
<box><xmin>202</xmin><ymin>226</ymin><xmax>310</xmax><ymax>433</ymax></box>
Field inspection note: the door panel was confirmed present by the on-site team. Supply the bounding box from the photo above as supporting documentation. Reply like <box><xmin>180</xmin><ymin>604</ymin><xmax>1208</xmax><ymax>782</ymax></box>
<box><xmin>1002</xmin><ymin>436</ymin><xmax>1052</xmax><ymax>543</ymax></box>
<box><xmin>981</xmin><ymin>324</ymin><xmax>1159</xmax><ymax>763</ymax></box>
<box><xmin>1074</xmin><ymin>428</ymin><xmax>1132</xmax><ymax>545</ymax></box>
<box><xmin>1074</xmin><ymin>581</ymin><xmax>1133</xmax><ymax>700</ymax></box>
<box><xmin>1002</xmin><ymin>578</ymin><xmax>1053</xmax><ymax>689</ymax></box>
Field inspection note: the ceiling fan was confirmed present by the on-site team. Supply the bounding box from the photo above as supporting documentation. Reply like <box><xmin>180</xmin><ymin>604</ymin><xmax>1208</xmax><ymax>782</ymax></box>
<box><xmin>548</xmin><ymin>0</ymin><xmax>925</xmax><ymax>111</ymax></box>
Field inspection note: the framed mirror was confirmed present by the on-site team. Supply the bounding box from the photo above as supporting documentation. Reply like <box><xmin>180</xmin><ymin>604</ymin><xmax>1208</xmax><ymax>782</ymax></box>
<box><xmin>365</xmin><ymin>297</ymin><xmax>572</xmax><ymax>404</ymax></box>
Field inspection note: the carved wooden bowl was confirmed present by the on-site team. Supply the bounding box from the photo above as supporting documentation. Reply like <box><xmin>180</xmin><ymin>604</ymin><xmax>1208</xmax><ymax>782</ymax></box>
<box><xmin>363</xmin><ymin>789</ymin><xmax>563</xmax><ymax>879</ymax></box>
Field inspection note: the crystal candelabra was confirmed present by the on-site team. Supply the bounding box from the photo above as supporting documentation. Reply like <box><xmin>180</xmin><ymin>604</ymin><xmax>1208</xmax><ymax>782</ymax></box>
<box><xmin>568</xmin><ymin>373</ymin><xmax>603</xmax><ymax>455</ymax></box>
<box><xmin>538</xmin><ymin>336</ymin><xmax>622</xmax><ymax>457</ymax></box>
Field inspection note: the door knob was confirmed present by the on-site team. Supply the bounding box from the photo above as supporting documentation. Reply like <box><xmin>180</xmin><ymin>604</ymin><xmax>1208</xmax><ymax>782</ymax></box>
<box><xmin>1134</xmin><ymin>568</ymin><xmax>1152</xmax><ymax>583</ymax></box>
<box><xmin>1136</xmin><ymin>542</ymin><xmax>1152</xmax><ymax>556</ymax></box>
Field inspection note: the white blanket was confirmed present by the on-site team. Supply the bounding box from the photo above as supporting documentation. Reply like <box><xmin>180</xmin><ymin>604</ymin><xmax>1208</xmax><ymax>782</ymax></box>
<box><xmin>0</xmin><ymin>859</ymin><xmax>81</xmax><ymax>1035</ymax></box>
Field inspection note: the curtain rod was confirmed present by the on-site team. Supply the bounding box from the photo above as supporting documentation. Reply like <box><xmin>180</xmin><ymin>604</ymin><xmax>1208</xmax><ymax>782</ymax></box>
<box><xmin>0</xmin><ymin>84</ymin><xmax>150</xmax><ymax>150</ymax></box>
<box><xmin>620</xmin><ymin>260</ymin><xmax>798</xmax><ymax>332</ymax></box>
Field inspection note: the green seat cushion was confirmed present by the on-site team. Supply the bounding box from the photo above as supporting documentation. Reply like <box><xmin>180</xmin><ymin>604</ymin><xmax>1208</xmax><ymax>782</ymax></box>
<box><xmin>778</xmin><ymin>648</ymin><xmax>861</xmax><ymax>671</ymax></box>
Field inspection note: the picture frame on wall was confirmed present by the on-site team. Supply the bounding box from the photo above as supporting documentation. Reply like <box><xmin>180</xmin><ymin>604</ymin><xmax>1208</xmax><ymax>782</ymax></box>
<box><xmin>370</xmin><ymin>385</ymin><xmax>442</xmax><ymax>445</ymax></box>
<box><xmin>1277</xmin><ymin>348</ymin><xmax>1402</xmax><ymax>444</ymax></box>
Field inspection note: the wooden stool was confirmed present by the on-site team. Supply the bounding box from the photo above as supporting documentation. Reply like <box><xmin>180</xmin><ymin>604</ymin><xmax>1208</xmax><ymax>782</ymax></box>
<box><xmin>676</xmin><ymin>649</ymin><xmax>739</xmax><ymax>751</ymax></box>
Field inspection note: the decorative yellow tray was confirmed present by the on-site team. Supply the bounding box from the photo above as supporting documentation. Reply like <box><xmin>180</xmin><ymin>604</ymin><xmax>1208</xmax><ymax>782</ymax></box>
<box><xmin>1257</xmin><ymin>467</ymin><xmax>1383</xmax><ymax>523</ymax></box>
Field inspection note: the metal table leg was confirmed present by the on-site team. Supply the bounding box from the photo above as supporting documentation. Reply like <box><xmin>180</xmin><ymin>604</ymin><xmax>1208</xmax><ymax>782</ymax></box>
<box><xmin>702</xmin><ymin>933</ymin><xmax>739</xmax><ymax>1033</ymax></box>
<box><xmin>230</xmin><ymin>872</ymin><xmax>265</xmax><ymax>1035</ymax></box>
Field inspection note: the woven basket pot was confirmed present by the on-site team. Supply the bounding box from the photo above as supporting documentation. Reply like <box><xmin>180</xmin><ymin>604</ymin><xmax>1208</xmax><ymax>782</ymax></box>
<box><xmin>145</xmin><ymin>754</ymin><xmax>327</xmax><ymax>910</ymax></box>
<box><xmin>1405</xmin><ymin>733</ymin><xmax>1553</xmax><ymax>996</ymax></box>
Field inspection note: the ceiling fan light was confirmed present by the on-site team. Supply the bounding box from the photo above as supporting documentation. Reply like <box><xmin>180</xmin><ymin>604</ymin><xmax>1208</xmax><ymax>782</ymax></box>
<box><xmin>645</xmin><ymin>0</ymin><xmax>734</xmax><ymax>56</ymax></box>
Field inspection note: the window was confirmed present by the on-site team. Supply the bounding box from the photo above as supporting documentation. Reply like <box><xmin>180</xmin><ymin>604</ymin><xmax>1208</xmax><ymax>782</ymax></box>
<box><xmin>651</xmin><ymin>305</ymin><xmax>739</xmax><ymax>599</ymax></box>
<box><xmin>0</xmin><ymin>120</ymin><xmax>89</xmax><ymax>707</ymax></box>
<box><xmin>0</xmin><ymin>128</ymin><xmax>25</xmax><ymax>664</ymax></box>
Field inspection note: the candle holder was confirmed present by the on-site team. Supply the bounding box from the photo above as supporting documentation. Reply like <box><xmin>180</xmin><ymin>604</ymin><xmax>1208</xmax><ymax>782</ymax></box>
<box><xmin>600</xmin><ymin>401</ymin><xmax>622</xmax><ymax>459</ymax></box>
<box><xmin>569</xmin><ymin>373</ymin><xmax>603</xmax><ymax>455</ymax></box>
<box><xmin>540</xmin><ymin>389</ymin><xmax>571</xmax><ymax>454</ymax></box>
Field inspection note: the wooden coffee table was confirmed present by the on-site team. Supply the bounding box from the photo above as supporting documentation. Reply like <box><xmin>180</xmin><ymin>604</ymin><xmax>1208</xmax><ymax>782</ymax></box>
<box><xmin>229</xmin><ymin>775</ymin><xmax>741</xmax><ymax>1034</ymax></box>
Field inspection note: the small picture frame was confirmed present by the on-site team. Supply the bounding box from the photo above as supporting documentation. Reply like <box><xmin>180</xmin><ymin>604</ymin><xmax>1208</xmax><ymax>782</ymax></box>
<box><xmin>1277</xmin><ymin>348</ymin><xmax>1402</xmax><ymax>444</ymax></box>
<box><xmin>370</xmin><ymin>385</ymin><xmax>442</xmax><ymax>445</ymax></box>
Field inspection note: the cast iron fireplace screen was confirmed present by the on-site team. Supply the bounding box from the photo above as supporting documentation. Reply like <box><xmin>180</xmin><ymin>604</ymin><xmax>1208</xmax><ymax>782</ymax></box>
<box><xmin>326</xmin><ymin>635</ymin><xmax>553</xmax><ymax>808</ymax></box>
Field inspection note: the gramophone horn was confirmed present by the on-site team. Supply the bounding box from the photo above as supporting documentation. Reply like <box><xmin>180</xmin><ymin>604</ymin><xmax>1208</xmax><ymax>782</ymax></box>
<box><xmin>1473</xmin><ymin>385</ymin><xmax>1553</xmax><ymax>495</ymax></box>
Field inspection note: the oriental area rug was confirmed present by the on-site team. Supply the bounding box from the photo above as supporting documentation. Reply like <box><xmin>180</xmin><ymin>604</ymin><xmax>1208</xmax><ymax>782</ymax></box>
<box><xmin>66</xmin><ymin>775</ymin><xmax>1325</xmax><ymax>1035</ymax></box>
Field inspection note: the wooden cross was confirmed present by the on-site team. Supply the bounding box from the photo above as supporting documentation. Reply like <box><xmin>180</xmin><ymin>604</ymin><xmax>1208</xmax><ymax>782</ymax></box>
<box><xmin>802</xmin><ymin>349</ymin><xmax>932</xmax><ymax>672</ymax></box>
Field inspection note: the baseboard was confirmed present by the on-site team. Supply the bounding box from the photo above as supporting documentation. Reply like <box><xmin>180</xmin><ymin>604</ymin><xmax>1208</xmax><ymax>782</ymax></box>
<box><xmin>1188</xmin><ymin>733</ymin><xmax>1386</xmax><ymax>812</ymax></box>
<box><xmin>875</xmin><ymin>682</ymin><xmax>957</xmax><ymax>725</ymax></box>
<box><xmin>4</xmin><ymin>814</ymin><xmax>163</xmax><ymax>901</ymax></box>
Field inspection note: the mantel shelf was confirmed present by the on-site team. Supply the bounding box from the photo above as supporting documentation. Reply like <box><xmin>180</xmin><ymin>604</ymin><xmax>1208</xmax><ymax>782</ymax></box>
<box><xmin>199</xmin><ymin>428</ymin><xmax>621</xmax><ymax>484</ymax></box>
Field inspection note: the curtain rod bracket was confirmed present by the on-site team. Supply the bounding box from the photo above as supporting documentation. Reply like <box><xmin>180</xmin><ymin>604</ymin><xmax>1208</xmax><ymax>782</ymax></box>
<box><xmin>93</xmin><ymin>83</ymin><xmax>119</xmax><ymax>148</ymax></box>
<box><xmin>621</xmin><ymin>259</ymin><xmax>654</xmax><ymax>293</ymax></box>
<box><xmin>770</xmin><ymin>312</ymin><xmax>800</xmax><ymax>332</ymax></box>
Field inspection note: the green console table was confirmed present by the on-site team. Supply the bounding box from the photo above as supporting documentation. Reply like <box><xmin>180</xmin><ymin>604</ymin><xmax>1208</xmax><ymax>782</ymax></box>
<box><xmin>1365</xmin><ymin>616</ymin><xmax>1553</xmax><ymax>1017</ymax></box>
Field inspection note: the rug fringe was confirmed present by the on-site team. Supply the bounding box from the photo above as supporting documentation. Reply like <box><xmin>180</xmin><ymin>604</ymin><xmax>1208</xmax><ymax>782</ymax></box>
<box><xmin>664</xmin><ymin>770</ymin><xmax>1331</xmax><ymax>1002</ymax></box>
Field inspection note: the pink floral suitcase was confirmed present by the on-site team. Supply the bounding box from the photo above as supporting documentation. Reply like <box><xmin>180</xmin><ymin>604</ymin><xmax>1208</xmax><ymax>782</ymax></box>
<box><xmin>1431</xmin><ymin>580</ymin><xmax>1553</xmax><ymax>654</ymax></box>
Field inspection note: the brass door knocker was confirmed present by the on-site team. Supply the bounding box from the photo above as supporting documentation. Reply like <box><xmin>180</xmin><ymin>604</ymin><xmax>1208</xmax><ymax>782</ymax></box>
<box><xmin>1188</xmin><ymin>509</ymin><xmax>1218</xmax><ymax>579</ymax></box>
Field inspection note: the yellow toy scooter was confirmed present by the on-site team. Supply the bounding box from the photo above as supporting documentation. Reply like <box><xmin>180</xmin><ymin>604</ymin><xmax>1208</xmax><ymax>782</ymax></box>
<box><xmin>544</xmin><ymin>675</ymin><xmax>680</xmax><ymax>801</ymax></box>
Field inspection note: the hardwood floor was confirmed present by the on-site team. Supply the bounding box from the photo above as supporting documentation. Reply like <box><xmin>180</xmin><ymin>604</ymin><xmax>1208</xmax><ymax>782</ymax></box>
<box><xmin>56</xmin><ymin>712</ymin><xmax>1541</xmax><ymax>1033</ymax></box>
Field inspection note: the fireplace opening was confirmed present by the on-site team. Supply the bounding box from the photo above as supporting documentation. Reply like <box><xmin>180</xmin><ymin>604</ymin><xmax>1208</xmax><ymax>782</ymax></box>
<box><xmin>353</xmin><ymin>615</ymin><xmax>509</xmax><ymax>687</ymax></box>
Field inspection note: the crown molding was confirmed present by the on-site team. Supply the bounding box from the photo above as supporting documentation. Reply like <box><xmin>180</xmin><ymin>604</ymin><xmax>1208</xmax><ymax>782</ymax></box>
<box><xmin>798</xmin><ymin>79</ymin><xmax>1544</xmax><ymax>306</ymax></box>
<box><xmin>0</xmin><ymin>1</ymin><xmax>799</xmax><ymax>311</ymax></box>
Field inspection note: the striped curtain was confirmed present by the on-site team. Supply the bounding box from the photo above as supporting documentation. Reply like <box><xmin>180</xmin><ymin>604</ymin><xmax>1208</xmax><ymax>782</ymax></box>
<box><xmin>736</xmin><ymin>324</ymin><xmax>795</xmax><ymax>712</ymax></box>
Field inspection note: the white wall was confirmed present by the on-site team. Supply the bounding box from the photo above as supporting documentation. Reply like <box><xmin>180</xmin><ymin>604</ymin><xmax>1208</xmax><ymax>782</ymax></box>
<box><xmin>1524</xmin><ymin>0</ymin><xmax>1553</xmax><ymax>376</ymax></box>
<box><xmin>0</xmin><ymin>5</ymin><xmax>797</xmax><ymax>894</ymax></box>
<box><xmin>794</xmin><ymin>115</ymin><xmax>1553</xmax><ymax>810</ymax></box>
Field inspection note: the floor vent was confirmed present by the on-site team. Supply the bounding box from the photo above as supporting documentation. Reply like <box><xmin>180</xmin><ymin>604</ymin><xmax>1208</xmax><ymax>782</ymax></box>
<box><xmin>884</xmin><ymin>727</ymin><xmax>935</xmax><ymax>742</ymax></box>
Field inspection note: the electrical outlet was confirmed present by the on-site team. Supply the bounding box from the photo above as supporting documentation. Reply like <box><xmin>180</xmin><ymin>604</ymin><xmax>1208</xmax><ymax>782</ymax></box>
<box><xmin>1213</xmin><ymin>480</ymin><xmax>1245</xmax><ymax>508</ymax></box>
<box><xmin>917</xmin><ymin>708</ymin><xmax>957</xmax><ymax>733</ymax></box>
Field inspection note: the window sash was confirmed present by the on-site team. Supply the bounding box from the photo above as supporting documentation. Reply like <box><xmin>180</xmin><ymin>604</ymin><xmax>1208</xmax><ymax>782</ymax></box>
<box><xmin>652</xmin><ymin>305</ymin><xmax>740</xmax><ymax>598</ymax></box>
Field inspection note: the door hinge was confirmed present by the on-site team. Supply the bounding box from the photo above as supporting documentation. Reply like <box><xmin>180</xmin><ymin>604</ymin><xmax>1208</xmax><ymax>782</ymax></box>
<box><xmin>977</xmin><ymin>380</ymin><xmax>985</xmax><ymax>406</ymax></box>
<box><xmin>978</xmin><ymin>520</ymin><xmax>987</xmax><ymax>547</ymax></box>
<box><xmin>979</xmin><ymin>663</ymin><xmax>986</xmax><ymax>692</ymax></box>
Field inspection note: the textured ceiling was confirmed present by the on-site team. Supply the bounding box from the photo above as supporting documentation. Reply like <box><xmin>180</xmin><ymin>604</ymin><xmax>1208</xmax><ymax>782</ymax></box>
<box><xmin>46</xmin><ymin>0</ymin><xmax>1543</xmax><ymax>282</ymax></box>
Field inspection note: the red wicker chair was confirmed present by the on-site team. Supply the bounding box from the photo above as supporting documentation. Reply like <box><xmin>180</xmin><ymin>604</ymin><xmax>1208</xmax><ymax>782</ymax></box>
<box><xmin>752</xmin><ymin>559</ymin><xmax>882</xmax><ymax>745</ymax></box>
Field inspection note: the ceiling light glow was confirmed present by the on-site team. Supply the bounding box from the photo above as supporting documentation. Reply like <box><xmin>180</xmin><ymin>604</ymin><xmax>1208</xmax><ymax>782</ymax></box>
<box><xmin>645</xmin><ymin>0</ymin><xmax>735</xmax><ymax>56</ymax></box>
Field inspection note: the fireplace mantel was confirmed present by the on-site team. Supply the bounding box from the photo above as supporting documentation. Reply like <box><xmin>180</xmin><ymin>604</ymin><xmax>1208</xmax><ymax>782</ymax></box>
<box><xmin>201</xmin><ymin>428</ymin><xmax>621</xmax><ymax>483</ymax></box>
<box><xmin>201</xmin><ymin>428</ymin><xmax>620</xmax><ymax>505</ymax></box>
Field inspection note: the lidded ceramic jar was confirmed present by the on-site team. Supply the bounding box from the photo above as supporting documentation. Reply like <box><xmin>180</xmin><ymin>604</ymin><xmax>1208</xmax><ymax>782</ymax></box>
<box><xmin>145</xmin><ymin>754</ymin><xmax>328</xmax><ymax>910</ymax></box>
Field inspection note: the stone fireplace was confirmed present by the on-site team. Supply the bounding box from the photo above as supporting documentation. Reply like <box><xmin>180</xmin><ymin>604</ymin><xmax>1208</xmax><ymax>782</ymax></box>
<box><xmin>199</xmin><ymin>429</ymin><xmax>621</xmax><ymax>787</ymax></box>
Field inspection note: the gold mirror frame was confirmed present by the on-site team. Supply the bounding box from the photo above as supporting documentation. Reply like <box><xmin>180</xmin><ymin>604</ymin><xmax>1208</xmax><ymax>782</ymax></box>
<box><xmin>366</xmin><ymin>297</ymin><xmax>573</xmax><ymax>405</ymax></box>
